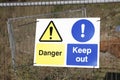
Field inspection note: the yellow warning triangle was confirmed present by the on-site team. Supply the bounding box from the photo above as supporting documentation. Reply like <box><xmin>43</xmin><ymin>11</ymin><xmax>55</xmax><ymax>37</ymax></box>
<box><xmin>39</xmin><ymin>21</ymin><xmax>62</xmax><ymax>42</ymax></box>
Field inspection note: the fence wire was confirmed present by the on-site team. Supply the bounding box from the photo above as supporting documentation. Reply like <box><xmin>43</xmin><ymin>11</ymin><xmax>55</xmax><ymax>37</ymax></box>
<box><xmin>0</xmin><ymin>2</ymin><xmax>120</xmax><ymax>80</ymax></box>
<box><xmin>7</xmin><ymin>7</ymin><xmax>89</xmax><ymax>80</ymax></box>
<box><xmin>0</xmin><ymin>0</ymin><xmax>120</xmax><ymax>7</ymax></box>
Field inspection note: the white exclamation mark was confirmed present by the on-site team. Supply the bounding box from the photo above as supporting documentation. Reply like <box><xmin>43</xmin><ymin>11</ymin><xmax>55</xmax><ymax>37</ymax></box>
<box><xmin>81</xmin><ymin>24</ymin><xmax>85</xmax><ymax>38</ymax></box>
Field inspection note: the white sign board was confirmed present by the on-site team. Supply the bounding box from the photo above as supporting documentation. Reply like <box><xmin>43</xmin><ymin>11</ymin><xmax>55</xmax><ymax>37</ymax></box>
<box><xmin>34</xmin><ymin>18</ymin><xmax>100</xmax><ymax>68</ymax></box>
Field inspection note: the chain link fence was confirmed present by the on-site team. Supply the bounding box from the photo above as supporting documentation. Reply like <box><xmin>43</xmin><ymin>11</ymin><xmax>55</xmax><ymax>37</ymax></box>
<box><xmin>7</xmin><ymin>5</ymin><xmax>89</xmax><ymax>80</ymax></box>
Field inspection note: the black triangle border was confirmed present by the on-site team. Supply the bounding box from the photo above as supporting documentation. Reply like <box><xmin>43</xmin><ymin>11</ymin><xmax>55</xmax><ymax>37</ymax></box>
<box><xmin>39</xmin><ymin>21</ymin><xmax>63</xmax><ymax>42</ymax></box>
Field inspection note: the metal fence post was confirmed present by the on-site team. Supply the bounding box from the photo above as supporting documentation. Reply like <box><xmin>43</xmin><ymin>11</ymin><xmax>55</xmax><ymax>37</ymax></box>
<box><xmin>82</xmin><ymin>7</ymin><xmax>87</xmax><ymax>17</ymax></box>
<box><xmin>7</xmin><ymin>19</ymin><xmax>17</xmax><ymax>78</ymax></box>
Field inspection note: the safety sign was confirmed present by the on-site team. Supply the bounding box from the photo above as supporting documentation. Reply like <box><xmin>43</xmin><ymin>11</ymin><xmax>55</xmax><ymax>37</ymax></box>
<box><xmin>34</xmin><ymin>18</ymin><xmax>100</xmax><ymax>68</ymax></box>
<box><xmin>72</xmin><ymin>19</ymin><xmax>95</xmax><ymax>42</ymax></box>
<box><xmin>39</xmin><ymin>21</ymin><xmax>62</xmax><ymax>42</ymax></box>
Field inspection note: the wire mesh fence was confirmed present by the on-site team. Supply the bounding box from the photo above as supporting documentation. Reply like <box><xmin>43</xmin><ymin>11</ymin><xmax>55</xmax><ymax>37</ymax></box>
<box><xmin>7</xmin><ymin>6</ymin><xmax>89</xmax><ymax>80</ymax></box>
<box><xmin>0</xmin><ymin>1</ymin><xmax>120</xmax><ymax>80</ymax></box>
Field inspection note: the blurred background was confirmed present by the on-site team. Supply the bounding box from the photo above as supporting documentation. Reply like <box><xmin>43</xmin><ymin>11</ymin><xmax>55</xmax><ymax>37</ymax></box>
<box><xmin>0</xmin><ymin>0</ymin><xmax>120</xmax><ymax>80</ymax></box>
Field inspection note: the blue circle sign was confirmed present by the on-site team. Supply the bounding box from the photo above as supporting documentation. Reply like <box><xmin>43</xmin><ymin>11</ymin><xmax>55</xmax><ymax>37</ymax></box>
<box><xmin>72</xmin><ymin>19</ymin><xmax>95</xmax><ymax>42</ymax></box>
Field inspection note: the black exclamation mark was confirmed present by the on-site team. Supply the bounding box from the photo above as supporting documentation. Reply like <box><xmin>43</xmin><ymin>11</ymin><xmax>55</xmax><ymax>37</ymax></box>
<box><xmin>50</xmin><ymin>27</ymin><xmax>53</xmax><ymax>39</ymax></box>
